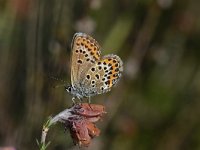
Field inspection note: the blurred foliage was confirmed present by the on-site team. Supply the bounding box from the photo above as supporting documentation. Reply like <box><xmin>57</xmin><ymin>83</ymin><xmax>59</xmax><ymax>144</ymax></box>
<box><xmin>0</xmin><ymin>0</ymin><xmax>200</xmax><ymax>150</ymax></box>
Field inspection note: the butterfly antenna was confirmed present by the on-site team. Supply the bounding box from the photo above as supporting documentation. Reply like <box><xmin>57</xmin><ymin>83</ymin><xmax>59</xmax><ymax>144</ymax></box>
<box><xmin>48</xmin><ymin>75</ymin><xmax>67</xmax><ymax>83</ymax></box>
<box><xmin>53</xmin><ymin>84</ymin><xmax>66</xmax><ymax>89</ymax></box>
<box><xmin>48</xmin><ymin>75</ymin><xmax>68</xmax><ymax>89</ymax></box>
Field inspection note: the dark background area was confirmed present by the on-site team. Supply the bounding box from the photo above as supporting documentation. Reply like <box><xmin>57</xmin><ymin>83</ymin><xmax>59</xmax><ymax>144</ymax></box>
<box><xmin>0</xmin><ymin>0</ymin><xmax>200</xmax><ymax>149</ymax></box>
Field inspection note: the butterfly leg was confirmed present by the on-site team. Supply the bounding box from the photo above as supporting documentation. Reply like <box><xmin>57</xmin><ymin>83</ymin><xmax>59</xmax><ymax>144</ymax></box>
<box><xmin>88</xmin><ymin>96</ymin><xmax>93</xmax><ymax>110</ymax></box>
<box><xmin>88</xmin><ymin>96</ymin><xmax>91</xmax><ymax>104</ymax></box>
<box><xmin>78</xmin><ymin>98</ymin><xmax>83</xmax><ymax>105</ymax></box>
<box><xmin>72</xmin><ymin>97</ymin><xmax>76</xmax><ymax>105</ymax></box>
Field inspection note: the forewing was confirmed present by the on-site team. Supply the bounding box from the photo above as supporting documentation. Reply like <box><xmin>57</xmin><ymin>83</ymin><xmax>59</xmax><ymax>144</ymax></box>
<box><xmin>71</xmin><ymin>33</ymin><xmax>101</xmax><ymax>87</ymax></box>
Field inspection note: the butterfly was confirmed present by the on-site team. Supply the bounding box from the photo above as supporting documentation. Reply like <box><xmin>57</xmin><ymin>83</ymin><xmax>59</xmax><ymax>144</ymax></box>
<box><xmin>65</xmin><ymin>33</ymin><xmax>123</xmax><ymax>102</ymax></box>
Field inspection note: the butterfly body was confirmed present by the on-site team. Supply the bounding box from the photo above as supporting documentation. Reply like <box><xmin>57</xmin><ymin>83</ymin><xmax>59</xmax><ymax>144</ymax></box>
<box><xmin>66</xmin><ymin>33</ymin><xmax>123</xmax><ymax>100</ymax></box>
<box><xmin>65</xmin><ymin>85</ymin><xmax>99</xmax><ymax>99</ymax></box>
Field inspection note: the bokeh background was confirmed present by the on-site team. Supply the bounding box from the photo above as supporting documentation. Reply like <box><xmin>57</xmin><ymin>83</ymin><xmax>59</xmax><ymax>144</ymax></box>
<box><xmin>0</xmin><ymin>0</ymin><xmax>200</xmax><ymax>149</ymax></box>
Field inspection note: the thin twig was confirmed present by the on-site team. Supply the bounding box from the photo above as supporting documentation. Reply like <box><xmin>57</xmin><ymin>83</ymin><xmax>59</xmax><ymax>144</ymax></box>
<box><xmin>38</xmin><ymin>108</ymin><xmax>72</xmax><ymax>150</ymax></box>
<box><xmin>38</xmin><ymin>103</ymin><xmax>105</xmax><ymax>149</ymax></box>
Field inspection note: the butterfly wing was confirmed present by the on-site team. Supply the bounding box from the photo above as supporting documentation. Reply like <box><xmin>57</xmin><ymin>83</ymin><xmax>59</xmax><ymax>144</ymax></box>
<box><xmin>71</xmin><ymin>33</ymin><xmax>101</xmax><ymax>87</ymax></box>
<box><xmin>81</xmin><ymin>54</ymin><xmax>123</xmax><ymax>96</ymax></box>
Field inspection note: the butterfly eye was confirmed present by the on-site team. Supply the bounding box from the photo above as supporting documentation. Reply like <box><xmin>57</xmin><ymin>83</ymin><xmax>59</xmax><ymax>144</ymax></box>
<box><xmin>65</xmin><ymin>86</ymin><xmax>72</xmax><ymax>92</ymax></box>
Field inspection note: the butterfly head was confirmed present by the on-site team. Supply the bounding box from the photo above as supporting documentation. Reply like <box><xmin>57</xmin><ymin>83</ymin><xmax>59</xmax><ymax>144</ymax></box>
<box><xmin>65</xmin><ymin>85</ymin><xmax>74</xmax><ymax>94</ymax></box>
<box><xmin>65</xmin><ymin>85</ymin><xmax>83</xmax><ymax>99</ymax></box>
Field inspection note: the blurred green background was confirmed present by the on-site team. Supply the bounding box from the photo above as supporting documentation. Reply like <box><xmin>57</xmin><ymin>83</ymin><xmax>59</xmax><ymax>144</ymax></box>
<box><xmin>0</xmin><ymin>0</ymin><xmax>200</xmax><ymax>150</ymax></box>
